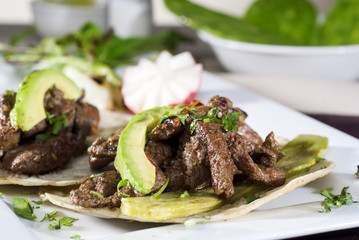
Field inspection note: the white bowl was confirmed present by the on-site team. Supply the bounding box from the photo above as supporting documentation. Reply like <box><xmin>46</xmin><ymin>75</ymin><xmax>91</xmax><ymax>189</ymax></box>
<box><xmin>198</xmin><ymin>31</ymin><xmax>359</xmax><ymax>81</ymax></box>
<box><xmin>32</xmin><ymin>0</ymin><xmax>108</xmax><ymax>37</ymax></box>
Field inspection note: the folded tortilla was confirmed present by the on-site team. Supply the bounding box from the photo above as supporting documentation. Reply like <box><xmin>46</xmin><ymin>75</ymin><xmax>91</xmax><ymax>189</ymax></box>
<box><xmin>40</xmin><ymin>159</ymin><xmax>334</xmax><ymax>223</ymax></box>
<box><xmin>0</xmin><ymin>110</ymin><xmax>129</xmax><ymax>186</ymax></box>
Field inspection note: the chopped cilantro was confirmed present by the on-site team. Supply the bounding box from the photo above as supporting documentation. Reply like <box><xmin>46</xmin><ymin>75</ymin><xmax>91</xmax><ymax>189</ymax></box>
<box><xmin>90</xmin><ymin>191</ymin><xmax>103</xmax><ymax>198</ymax></box>
<box><xmin>32</xmin><ymin>200</ymin><xmax>43</xmax><ymax>205</ymax></box>
<box><xmin>35</xmin><ymin>133</ymin><xmax>54</xmax><ymax>141</ymax></box>
<box><xmin>42</xmin><ymin>210</ymin><xmax>78</xmax><ymax>230</ymax></box>
<box><xmin>201</xmin><ymin>215</ymin><xmax>211</xmax><ymax>224</ymax></box>
<box><xmin>180</xmin><ymin>190</ymin><xmax>190</xmax><ymax>198</ymax></box>
<box><xmin>51</xmin><ymin>115</ymin><xmax>68</xmax><ymax>135</ymax></box>
<box><xmin>70</xmin><ymin>235</ymin><xmax>84</xmax><ymax>240</ymax></box>
<box><xmin>222</xmin><ymin>112</ymin><xmax>239</xmax><ymax>132</ymax></box>
<box><xmin>13</xmin><ymin>198</ymin><xmax>37</xmax><ymax>220</ymax></box>
<box><xmin>320</xmin><ymin>186</ymin><xmax>357</xmax><ymax>213</ymax></box>
<box><xmin>48</xmin><ymin>217</ymin><xmax>78</xmax><ymax>230</ymax></box>
<box><xmin>315</xmin><ymin>156</ymin><xmax>326</xmax><ymax>163</ymax></box>
<box><xmin>151</xmin><ymin>175</ymin><xmax>170</xmax><ymax>199</ymax></box>
<box><xmin>159</xmin><ymin>111</ymin><xmax>189</xmax><ymax>125</ymax></box>
<box><xmin>117</xmin><ymin>179</ymin><xmax>130</xmax><ymax>197</ymax></box>
<box><xmin>41</xmin><ymin>210</ymin><xmax>58</xmax><ymax>222</ymax></box>
<box><xmin>0</xmin><ymin>192</ymin><xmax>3</xmax><ymax>198</ymax></box>
<box><xmin>5</xmin><ymin>90</ymin><xmax>15</xmax><ymax>95</ymax></box>
<box><xmin>246</xmin><ymin>195</ymin><xmax>259</xmax><ymax>204</ymax></box>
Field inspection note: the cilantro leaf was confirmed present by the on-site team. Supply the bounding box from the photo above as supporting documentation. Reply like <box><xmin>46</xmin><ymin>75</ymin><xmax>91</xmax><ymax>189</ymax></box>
<box><xmin>151</xmin><ymin>175</ymin><xmax>170</xmax><ymax>199</ymax></box>
<box><xmin>320</xmin><ymin>186</ymin><xmax>357</xmax><ymax>212</ymax></box>
<box><xmin>180</xmin><ymin>190</ymin><xmax>190</xmax><ymax>198</ymax></box>
<box><xmin>70</xmin><ymin>235</ymin><xmax>84</xmax><ymax>240</ymax></box>
<box><xmin>246</xmin><ymin>195</ymin><xmax>259</xmax><ymax>204</ymax></box>
<box><xmin>0</xmin><ymin>192</ymin><xmax>3</xmax><ymax>198</ymax></box>
<box><xmin>13</xmin><ymin>198</ymin><xmax>37</xmax><ymax>220</ymax></box>
<box><xmin>41</xmin><ymin>210</ymin><xmax>58</xmax><ymax>222</ymax></box>
<box><xmin>222</xmin><ymin>112</ymin><xmax>239</xmax><ymax>132</ymax></box>
<box><xmin>90</xmin><ymin>191</ymin><xmax>104</xmax><ymax>198</ymax></box>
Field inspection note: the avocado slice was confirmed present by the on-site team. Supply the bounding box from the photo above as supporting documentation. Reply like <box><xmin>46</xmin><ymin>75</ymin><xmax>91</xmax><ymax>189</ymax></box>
<box><xmin>10</xmin><ymin>68</ymin><xmax>83</xmax><ymax>131</ymax></box>
<box><xmin>114</xmin><ymin>105</ymin><xmax>186</xmax><ymax>194</ymax></box>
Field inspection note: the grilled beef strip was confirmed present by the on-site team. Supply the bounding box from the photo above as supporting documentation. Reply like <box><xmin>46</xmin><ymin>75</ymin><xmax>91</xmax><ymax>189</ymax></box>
<box><xmin>0</xmin><ymin>87</ymin><xmax>99</xmax><ymax>175</ymax></box>
<box><xmin>0</xmin><ymin>93</ymin><xmax>21</xmax><ymax>154</ymax></box>
<box><xmin>88</xmin><ymin>130</ymin><xmax>122</xmax><ymax>170</ymax></box>
<box><xmin>71</xmin><ymin>96</ymin><xmax>285</xmax><ymax>208</ymax></box>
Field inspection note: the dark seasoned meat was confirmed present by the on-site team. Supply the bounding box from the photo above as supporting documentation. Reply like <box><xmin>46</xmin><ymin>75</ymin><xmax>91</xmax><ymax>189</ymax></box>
<box><xmin>229</xmin><ymin>133</ymin><xmax>285</xmax><ymax>187</ymax></box>
<box><xmin>195</xmin><ymin>121</ymin><xmax>235</xmax><ymax>199</ymax></box>
<box><xmin>0</xmin><ymin>93</ymin><xmax>21</xmax><ymax>153</ymax></box>
<box><xmin>182</xmin><ymin>134</ymin><xmax>211</xmax><ymax>191</ymax></box>
<box><xmin>251</xmin><ymin>132</ymin><xmax>281</xmax><ymax>167</ymax></box>
<box><xmin>88</xmin><ymin>130</ymin><xmax>121</xmax><ymax>170</ymax></box>
<box><xmin>2</xmin><ymin>131</ymin><xmax>77</xmax><ymax>174</ymax></box>
<box><xmin>1</xmin><ymin>87</ymin><xmax>99</xmax><ymax>175</ymax></box>
<box><xmin>144</xmin><ymin>140</ymin><xmax>172</xmax><ymax>192</ymax></box>
<box><xmin>70</xmin><ymin>171</ymin><xmax>122</xmax><ymax>208</ymax></box>
<box><xmin>149</xmin><ymin>117</ymin><xmax>184</xmax><ymax>141</ymax></box>
<box><xmin>237</xmin><ymin>122</ymin><xmax>263</xmax><ymax>146</ymax></box>
<box><xmin>164</xmin><ymin>159</ymin><xmax>185</xmax><ymax>192</ymax></box>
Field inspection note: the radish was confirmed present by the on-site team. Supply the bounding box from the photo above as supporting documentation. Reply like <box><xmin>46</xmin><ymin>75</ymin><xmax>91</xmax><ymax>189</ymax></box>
<box><xmin>121</xmin><ymin>51</ymin><xmax>202</xmax><ymax>113</ymax></box>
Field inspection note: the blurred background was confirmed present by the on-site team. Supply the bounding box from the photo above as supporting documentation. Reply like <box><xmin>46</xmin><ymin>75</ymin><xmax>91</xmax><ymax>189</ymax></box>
<box><xmin>0</xmin><ymin>0</ymin><xmax>358</xmax><ymax>140</ymax></box>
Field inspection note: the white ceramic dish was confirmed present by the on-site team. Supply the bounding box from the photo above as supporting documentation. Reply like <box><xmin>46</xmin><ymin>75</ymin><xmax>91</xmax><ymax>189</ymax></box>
<box><xmin>31</xmin><ymin>0</ymin><xmax>108</xmax><ymax>37</ymax></box>
<box><xmin>198</xmin><ymin>31</ymin><xmax>359</xmax><ymax>82</ymax></box>
<box><xmin>1</xmin><ymin>72</ymin><xmax>359</xmax><ymax>239</ymax></box>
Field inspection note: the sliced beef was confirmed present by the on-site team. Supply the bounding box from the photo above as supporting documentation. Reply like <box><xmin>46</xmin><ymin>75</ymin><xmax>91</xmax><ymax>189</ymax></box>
<box><xmin>144</xmin><ymin>140</ymin><xmax>172</xmax><ymax>192</ymax></box>
<box><xmin>0</xmin><ymin>93</ymin><xmax>21</xmax><ymax>153</ymax></box>
<box><xmin>251</xmin><ymin>131</ymin><xmax>281</xmax><ymax>167</ymax></box>
<box><xmin>70</xmin><ymin>171</ymin><xmax>122</xmax><ymax>208</ymax></box>
<box><xmin>182</xmin><ymin>134</ymin><xmax>211</xmax><ymax>191</ymax></box>
<box><xmin>1</xmin><ymin>87</ymin><xmax>99</xmax><ymax>175</ymax></box>
<box><xmin>195</xmin><ymin>120</ymin><xmax>235</xmax><ymax>199</ymax></box>
<box><xmin>149</xmin><ymin>117</ymin><xmax>184</xmax><ymax>141</ymax></box>
<box><xmin>164</xmin><ymin>158</ymin><xmax>185</xmax><ymax>192</ymax></box>
<box><xmin>229</xmin><ymin>133</ymin><xmax>285</xmax><ymax>187</ymax></box>
<box><xmin>88</xmin><ymin>130</ymin><xmax>121</xmax><ymax>170</ymax></box>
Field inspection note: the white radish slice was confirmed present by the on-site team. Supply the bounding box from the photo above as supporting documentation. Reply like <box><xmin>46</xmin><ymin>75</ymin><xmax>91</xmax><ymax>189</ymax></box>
<box><xmin>121</xmin><ymin>51</ymin><xmax>202</xmax><ymax>113</ymax></box>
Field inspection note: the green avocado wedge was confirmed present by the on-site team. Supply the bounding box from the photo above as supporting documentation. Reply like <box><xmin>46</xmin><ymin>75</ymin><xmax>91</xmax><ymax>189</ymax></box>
<box><xmin>119</xmin><ymin>135</ymin><xmax>331</xmax><ymax>221</ymax></box>
<box><xmin>10</xmin><ymin>68</ymin><xmax>83</xmax><ymax>132</ymax></box>
<box><xmin>114</xmin><ymin>105</ymin><xmax>186</xmax><ymax>194</ymax></box>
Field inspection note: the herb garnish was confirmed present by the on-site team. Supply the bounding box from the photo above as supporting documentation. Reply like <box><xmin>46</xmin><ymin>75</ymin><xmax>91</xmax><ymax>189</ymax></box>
<box><xmin>117</xmin><ymin>179</ymin><xmax>130</xmax><ymax>197</ymax></box>
<box><xmin>246</xmin><ymin>195</ymin><xmax>259</xmax><ymax>204</ymax></box>
<box><xmin>159</xmin><ymin>111</ymin><xmax>189</xmax><ymax>125</ymax></box>
<box><xmin>187</xmin><ymin>107</ymin><xmax>239</xmax><ymax>134</ymax></box>
<box><xmin>180</xmin><ymin>190</ymin><xmax>190</xmax><ymax>198</ymax></box>
<box><xmin>90</xmin><ymin>191</ymin><xmax>104</xmax><ymax>198</ymax></box>
<box><xmin>36</xmin><ymin>111</ymin><xmax>68</xmax><ymax>141</ymax></box>
<box><xmin>13</xmin><ymin>198</ymin><xmax>37</xmax><ymax>220</ymax></box>
<box><xmin>151</xmin><ymin>175</ymin><xmax>170</xmax><ymax>199</ymax></box>
<box><xmin>320</xmin><ymin>186</ymin><xmax>357</xmax><ymax>212</ymax></box>
<box><xmin>0</xmin><ymin>192</ymin><xmax>3</xmax><ymax>198</ymax></box>
<box><xmin>70</xmin><ymin>235</ymin><xmax>84</xmax><ymax>240</ymax></box>
<box><xmin>5</xmin><ymin>90</ymin><xmax>14</xmax><ymax>95</ymax></box>
<box><xmin>41</xmin><ymin>210</ymin><xmax>78</xmax><ymax>230</ymax></box>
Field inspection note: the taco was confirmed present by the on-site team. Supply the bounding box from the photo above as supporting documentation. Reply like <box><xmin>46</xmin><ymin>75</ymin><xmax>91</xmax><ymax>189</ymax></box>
<box><xmin>0</xmin><ymin>68</ymin><xmax>124</xmax><ymax>186</ymax></box>
<box><xmin>42</xmin><ymin>96</ymin><xmax>335</xmax><ymax>222</ymax></box>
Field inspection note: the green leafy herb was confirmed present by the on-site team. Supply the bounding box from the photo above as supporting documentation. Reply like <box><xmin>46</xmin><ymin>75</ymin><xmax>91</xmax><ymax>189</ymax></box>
<box><xmin>0</xmin><ymin>192</ymin><xmax>3</xmax><ymax>198</ymax></box>
<box><xmin>315</xmin><ymin>156</ymin><xmax>326</xmax><ymax>163</ymax></box>
<box><xmin>151</xmin><ymin>175</ymin><xmax>170</xmax><ymax>199</ymax></box>
<box><xmin>222</xmin><ymin>112</ymin><xmax>239</xmax><ymax>132</ymax></box>
<box><xmin>13</xmin><ymin>198</ymin><xmax>37</xmax><ymax>220</ymax></box>
<box><xmin>70</xmin><ymin>235</ymin><xmax>84</xmax><ymax>240</ymax></box>
<box><xmin>48</xmin><ymin>217</ymin><xmax>78</xmax><ymax>230</ymax></box>
<box><xmin>32</xmin><ymin>200</ymin><xmax>43</xmax><ymax>205</ymax></box>
<box><xmin>41</xmin><ymin>210</ymin><xmax>58</xmax><ymax>222</ymax></box>
<box><xmin>117</xmin><ymin>179</ymin><xmax>130</xmax><ymax>197</ymax></box>
<box><xmin>320</xmin><ymin>186</ymin><xmax>357</xmax><ymax>212</ymax></box>
<box><xmin>159</xmin><ymin>111</ymin><xmax>189</xmax><ymax>125</ymax></box>
<box><xmin>50</xmin><ymin>115</ymin><xmax>68</xmax><ymax>135</ymax></box>
<box><xmin>201</xmin><ymin>215</ymin><xmax>211</xmax><ymax>224</ymax></box>
<box><xmin>246</xmin><ymin>195</ymin><xmax>259</xmax><ymax>204</ymax></box>
<box><xmin>90</xmin><ymin>191</ymin><xmax>104</xmax><ymax>198</ymax></box>
<box><xmin>5</xmin><ymin>90</ymin><xmax>14</xmax><ymax>95</ymax></box>
<box><xmin>35</xmin><ymin>133</ymin><xmax>54</xmax><ymax>141</ymax></box>
<box><xmin>180</xmin><ymin>190</ymin><xmax>190</xmax><ymax>198</ymax></box>
<box><xmin>42</xmin><ymin>211</ymin><xmax>78</xmax><ymax>230</ymax></box>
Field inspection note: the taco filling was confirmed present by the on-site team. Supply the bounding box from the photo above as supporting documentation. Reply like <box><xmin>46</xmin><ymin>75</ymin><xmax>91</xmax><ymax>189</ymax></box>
<box><xmin>70</xmin><ymin>96</ymin><xmax>286</xmax><ymax>207</ymax></box>
<box><xmin>0</xmin><ymin>68</ymin><xmax>99</xmax><ymax>175</ymax></box>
